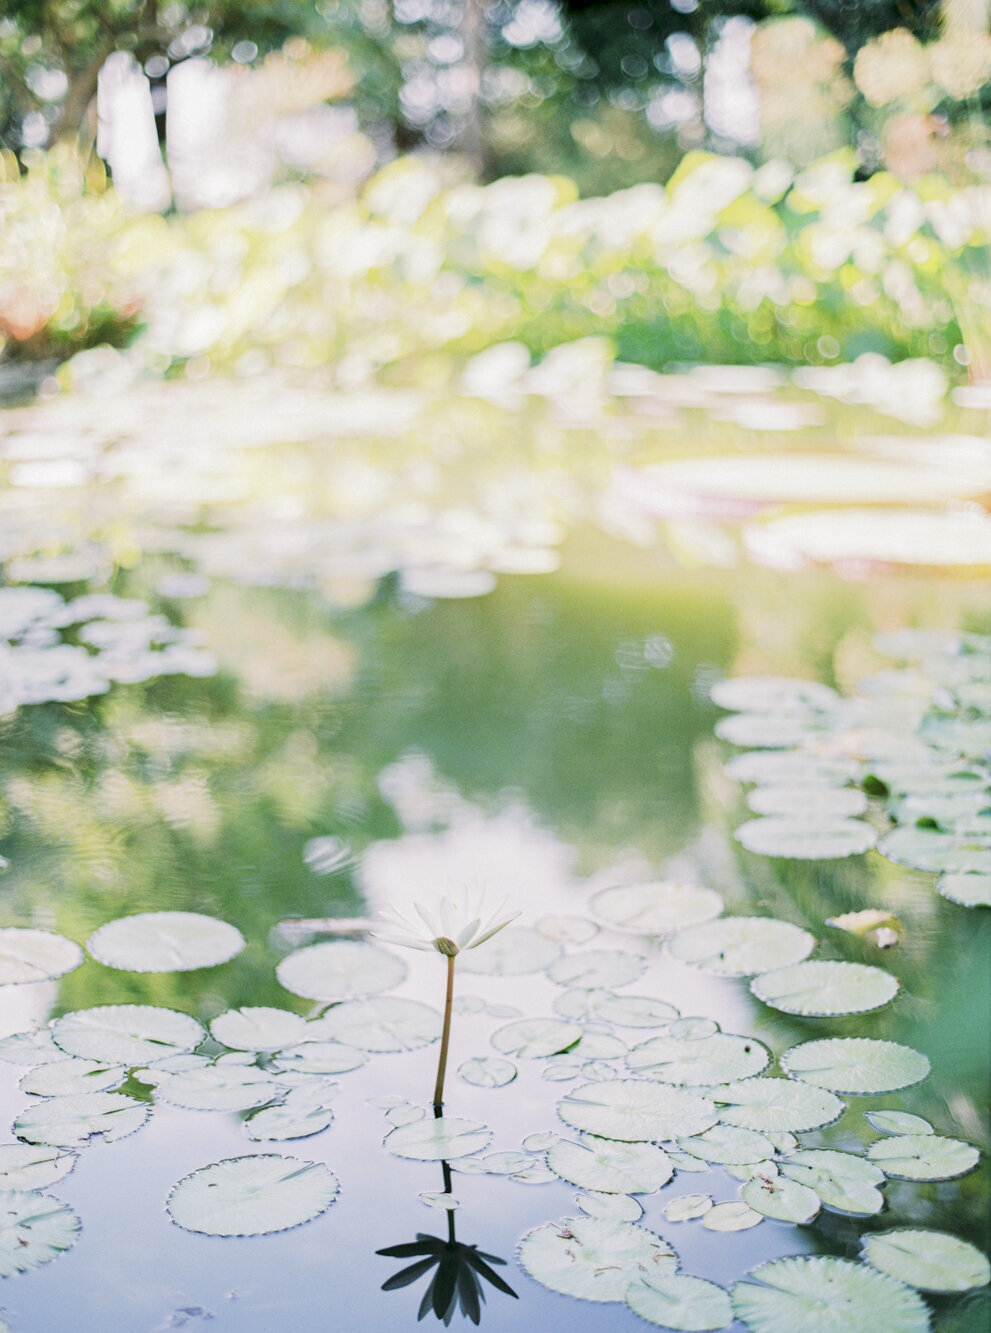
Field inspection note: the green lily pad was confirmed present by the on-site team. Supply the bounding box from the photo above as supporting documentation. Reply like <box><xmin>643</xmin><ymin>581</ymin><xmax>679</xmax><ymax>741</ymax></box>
<box><xmin>879</xmin><ymin>827</ymin><xmax>991</xmax><ymax>875</ymax></box>
<box><xmin>747</xmin><ymin>786</ymin><xmax>868</xmax><ymax>818</ymax></box>
<box><xmin>244</xmin><ymin>1082</ymin><xmax>339</xmax><ymax>1141</ymax></box>
<box><xmin>711</xmin><ymin>677</ymin><xmax>839</xmax><ymax>713</ymax></box>
<box><xmin>142</xmin><ymin>1056</ymin><xmax>281</xmax><ymax>1111</ymax></box>
<box><xmin>938</xmin><ymin>873</ymin><xmax>991</xmax><ymax>907</ymax></box>
<box><xmin>0</xmin><ymin>929</ymin><xmax>83</xmax><ymax>985</ymax></box>
<box><xmin>584</xmin><ymin>994</ymin><xmax>680</xmax><ymax>1027</ymax></box>
<box><xmin>167</xmin><ymin>1155</ymin><xmax>339</xmax><ymax>1236</ymax></box>
<box><xmin>0</xmin><ymin>1028</ymin><xmax>63</xmax><ymax>1066</ymax></box>
<box><xmin>862</xmin><ymin>1229</ymin><xmax>991</xmax><ymax>1293</ymax></box>
<box><xmin>311</xmin><ymin>997</ymin><xmax>440</xmax><ymax>1052</ymax></box>
<box><xmin>86</xmin><ymin>912</ymin><xmax>245</xmax><ymax>973</ymax></box>
<box><xmin>0</xmin><ymin>1190</ymin><xmax>79</xmax><ymax>1277</ymax></box>
<box><xmin>725</xmin><ymin>751</ymin><xmax>859</xmax><ymax>787</ymax></box>
<box><xmin>724</xmin><ymin>1161</ymin><xmax>777</xmax><ymax>1182</ymax></box>
<box><xmin>546</xmin><ymin>950</ymin><xmax>646</xmax><ymax>990</ymax></box>
<box><xmin>779</xmin><ymin>1149</ymin><xmax>885</xmax><ymax>1215</ymax></box>
<box><xmin>492</xmin><ymin>1018</ymin><xmax>583</xmax><ymax>1058</ymax></box>
<box><xmin>589</xmin><ymin>882</ymin><xmax>723</xmax><ymax>936</ymax></box>
<box><xmin>865</xmin><ymin>1110</ymin><xmax>933</xmax><ymax>1136</ymax></box>
<box><xmin>732</xmin><ymin>1256</ymin><xmax>930</xmax><ymax>1332</ymax></box>
<box><xmin>518</xmin><ymin>1216</ymin><xmax>677</xmax><ymax>1302</ymax></box>
<box><xmin>713</xmin><ymin>1079</ymin><xmax>845</xmax><ymax>1132</ymax></box>
<box><xmin>14</xmin><ymin>1091</ymin><xmax>150</xmax><ymax>1147</ymax></box>
<box><xmin>546</xmin><ymin>1135</ymin><xmax>673</xmax><ymax>1194</ymax></box>
<box><xmin>677</xmin><ymin>1125</ymin><xmax>774</xmax><ymax>1165</ymax></box>
<box><xmin>668</xmin><ymin>917</ymin><xmax>815</xmax><ymax>976</ymax></box>
<box><xmin>19</xmin><ymin>1058</ymin><xmax>127</xmax><ymax>1097</ymax></box>
<box><xmin>384</xmin><ymin>1116</ymin><xmax>491</xmax><ymax>1161</ymax></box>
<box><xmin>557</xmin><ymin>1079</ymin><xmax>717</xmax><ymax>1142</ymax></box>
<box><xmin>458</xmin><ymin>1056</ymin><xmax>517</xmax><ymax>1088</ymax></box>
<box><xmin>51</xmin><ymin>1005</ymin><xmax>206</xmax><ymax>1065</ymax></box>
<box><xmin>866</xmin><ymin>1134</ymin><xmax>980</xmax><ymax>1181</ymax></box>
<box><xmin>664</xmin><ymin>1194</ymin><xmax>713</xmax><ymax>1222</ymax></box>
<box><xmin>626</xmin><ymin>1033</ymin><xmax>770</xmax><ymax>1085</ymax></box>
<box><xmin>735</xmin><ymin>817</ymin><xmax>877</xmax><ymax>859</ymax></box>
<box><xmin>211</xmin><ymin>1007</ymin><xmax>309</xmax><ymax>1052</ymax></box>
<box><xmin>741</xmin><ymin>1174</ymin><xmax>820</xmax><ymax>1223</ymax></box>
<box><xmin>702</xmin><ymin>1201</ymin><xmax>763</xmax><ymax>1232</ymax></box>
<box><xmin>577</xmin><ymin>1192</ymin><xmax>643</xmax><ymax>1222</ymax></box>
<box><xmin>276</xmin><ymin>940</ymin><xmax>406</xmax><ymax>1001</ymax></box>
<box><xmin>626</xmin><ymin>1272</ymin><xmax>733</xmax><ymax>1331</ymax></box>
<box><xmin>458</xmin><ymin>926</ymin><xmax>562</xmax><ymax>975</ymax></box>
<box><xmin>0</xmin><ymin>1145</ymin><xmax>76</xmax><ymax>1190</ymax></box>
<box><xmin>716</xmin><ymin>714</ymin><xmax>833</xmax><ymax>749</ymax></box>
<box><xmin>781</xmin><ymin>1038</ymin><xmax>928</xmax><ymax>1095</ymax></box>
<box><xmin>418</xmin><ymin>1190</ymin><xmax>459</xmax><ymax>1211</ymax></box>
<box><xmin>751</xmin><ymin>961</ymin><xmax>898</xmax><ymax>1017</ymax></box>
<box><xmin>269</xmin><ymin>1041</ymin><xmax>368</xmax><ymax>1075</ymax></box>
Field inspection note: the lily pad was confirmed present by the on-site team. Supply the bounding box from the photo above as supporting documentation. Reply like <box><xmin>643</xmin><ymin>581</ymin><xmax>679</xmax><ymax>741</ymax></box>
<box><xmin>210</xmin><ymin>1007</ymin><xmax>309</xmax><ymax>1052</ymax></box>
<box><xmin>0</xmin><ymin>1145</ymin><xmax>76</xmax><ymax>1190</ymax></box>
<box><xmin>751</xmin><ymin>962</ymin><xmax>898</xmax><ymax>1017</ymax></box>
<box><xmin>702</xmin><ymin>1201</ymin><xmax>763</xmax><ymax>1232</ymax></box>
<box><xmin>725</xmin><ymin>751</ymin><xmax>858</xmax><ymax>787</ymax></box>
<box><xmin>865</xmin><ymin>1110</ymin><xmax>933</xmax><ymax>1136</ymax></box>
<box><xmin>577</xmin><ymin>1192</ymin><xmax>643</xmax><ymax>1222</ymax></box>
<box><xmin>879</xmin><ymin>826</ymin><xmax>991</xmax><ymax>875</ymax></box>
<box><xmin>677</xmin><ymin>1125</ymin><xmax>774</xmax><ymax>1165</ymax></box>
<box><xmin>19</xmin><ymin>1059</ymin><xmax>127</xmax><ymax>1097</ymax></box>
<box><xmin>167</xmin><ymin>1155</ymin><xmax>339</xmax><ymax>1236</ymax></box>
<box><xmin>735</xmin><ymin>817</ymin><xmax>877</xmax><ymax>859</ymax></box>
<box><xmin>0</xmin><ymin>929</ymin><xmax>83</xmax><ymax>985</ymax></box>
<box><xmin>626</xmin><ymin>1272</ymin><xmax>733</xmax><ymax>1331</ymax></box>
<box><xmin>492</xmin><ymin>1018</ymin><xmax>583</xmax><ymax>1059</ymax></box>
<box><xmin>779</xmin><ymin>1150</ymin><xmax>886</xmax><ymax>1216</ymax></box>
<box><xmin>741</xmin><ymin>1175</ymin><xmax>820</xmax><ymax>1224</ymax></box>
<box><xmin>459</xmin><ymin>1057</ymin><xmax>517</xmax><ymax>1088</ymax></box>
<box><xmin>269</xmin><ymin>1041</ymin><xmax>368</xmax><ymax>1075</ymax></box>
<box><xmin>938</xmin><ymin>873</ymin><xmax>991</xmax><ymax>907</ymax></box>
<box><xmin>747</xmin><ymin>786</ymin><xmax>868</xmax><ymax>818</ymax></box>
<box><xmin>664</xmin><ymin>1194</ymin><xmax>713</xmax><ymax>1222</ymax></box>
<box><xmin>781</xmin><ymin>1038</ymin><xmax>929</xmax><ymax>1095</ymax></box>
<box><xmin>584</xmin><ymin>995</ymin><xmax>680</xmax><ymax>1027</ymax></box>
<box><xmin>0</xmin><ymin>1028</ymin><xmax>64</xmax><ymax>1066</ymax></box>
<box><xmin>866</xmin><ymin>1134</ymin><xmax>980</xmax><ymax>1181</ymax></box>
<box><xmin>14</xmin><ymin>1091</ymin><xmax>150</xmax><ymax>1147</ymax></box>
<box><xmin>557</xmin><ymin>1079</ymin><xmax>717</xmax><ymax>1142</ymax></box>
<box><xmin>142</xmin><ymin>1058</ymin><xmax>280</xmax><ymax>1111</ymax></box>
<box><xmin>384</xmin><ymin>1116</ymin><xmax>491</xmax><ymax>1161</ymax></box>
<box><xmin>458</xmin><ymin>926</ymin><xmax>562</xmax><ymax>975</ymax></box>
<box><xmin>862</xmin><ymin>1229</ymin><xmax>991</xmax><ymax>1293</ymax></box>
<box><xmin>244</xmin><ymin>1083</ymin><xmax>339</xmax><ymax>1141</ymax></box>
<box><xmin>517</xmin><ymin>1216</ymin><xmax>677</xmax><ymax>1302</ymax></box>
<box><xmin>731</xmin><ymin>1255</ymin><xmax>931</xmax><ymax>1332</ymax></box>
<box><xmin>668</xmin><ymin>917</ymin><xmax>815</xmax><ymax>976</ymax></box>
<box><xmin>626</xmin><ymin>1033</ymin><xmax>770</xmax><ymax>1085</ymax></box>
<box><xmin>276</xmin><ymin>940</ymin><xmax>406</xmax><ymax>1001</ymax></box>
<box><xmin>546</xmin><ymin>1135</ymin><xmax>673</xmax><ymax>1194</ymax></box>
<box><xmin>716</xmin><ymin>714</ymin><xmax>832</xmax><ymax>749</ymax></box>
<box><xmin>86</xmin><ymin>912</ymin><xmax>244</xmax><ymax>973</ymax></box>
<box><xmin>546</xmin><ymin>950</ymin><xmax>646</xmax><ymax>990</ymax></box>
<box><xmin>51</xmin><ymin>1005</ymin><xmax>205</xmax><ymax>1065</ymax></box>
<box><xmin>711</xmin><ymin>677</ymin><xmax>839</xmax><ymax>713</ymax></box>
<box><xmin>311</xmin><ymin>997</ymin><xmax>440</xmax><ymax>1052</ymax></box>
<box><xmin>713</xmin><ymin>1079</ymin><xmax>845</xmax><ymax>1133</ymax></box>
<box><xmin>0</xmin><ymin>1190</ymin><xmax>79</xmax><ymax>1277</ymax></box>
<box><xmin>537</xmin><ymin>915</ymin><xmax>599</xmax><ymax>944</ymax></box>
<box><xmin>590</xmin><ymin>882</ymin><xmax>723</xmax><ymax>936</ymax></box>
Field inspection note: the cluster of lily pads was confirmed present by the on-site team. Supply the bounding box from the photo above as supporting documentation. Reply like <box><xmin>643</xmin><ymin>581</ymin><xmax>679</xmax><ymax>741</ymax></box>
<box><xmin>715</xmin><ymin>627</ymin><xmax>991</xmax><ymax>908</ymax></box>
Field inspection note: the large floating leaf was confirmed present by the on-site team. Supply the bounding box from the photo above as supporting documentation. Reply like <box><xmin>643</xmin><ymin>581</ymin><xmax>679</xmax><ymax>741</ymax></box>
<box><xmin>779</xmin><ymin>1149</ymin><xmax>885</xmax><ymax>1216</ymax></box>
<box><xmin>270</xmin><ymin>1041</ymin><xmax>367</xmax><ymax>1075</ymax></box>
<box><xmin>276</xmin><ymin>940</ymin><xmax>406</xmax><ymax>1001</ymax></box>
<box><xmin>677</xmin><ymin>1125</ymin><xmax>774</xmax><ymax>1165</ymax></box>
<box><xmin>458</xmin><ymin>926</ymin><xmax>562</xmax><ymax>975</ymax></box>
<box><xmin>577</xmin><ymin>1192</ymin><xmax>643</xmax><ymax>1222</ymax></box>
<box><xmin>492</xmin><ymin>1018</ymin><xmax>582</xmax><ymax>1058</ymax></box>
<box><xmin>747</xmin><ymin>786</ymin><xmax>868</xmax><ymax>818</ymax></box>
<box><xmin>384</xmin><ymin>1116</ymin><xmax>491</xmax><ymax>1161</ymax></box>
<box><xmin>716</xmin><ymin>714</ymin><xmax>831</xmax><ymax>749</ymax></box>
<box><xmin>711</xmin><ymin>677</ymin><xmax>839</xmax><ymax>713</ymax></box>
<box><xmin>244</xmin><ymin>1082</ymin><xmax>339</xmax><ymax>1141</ymax></box>
<box><xmin>938</xmin><ymin>873</ymin><xmax>991</xmax><ymax>907</ymax></box>
<box><xmin>626</xmin><ymin>1272</ymin><xmax>733</xmax><ymax>1331</ymax></box>
<box><xmin>167</xmin><ymin>1155</ymin><xmax>339</xmax><ymax>1236</ymax></box>
<box><xmin>86</xmin><ymin>912</ymin><xmax>245</xmax><ymax>973</ymax></box>
<box><xmin>0</xmin><ymin>929</ymin><xmax>83</xmax><ymax>985</ymax></box>
<box><xmin>0</xmin><ymin>1190</ymin><xmax>79</xmax><ymax>1277</ymax></box>
<box><xmin>741</xmin><ymin>1175</ymin><xmax>820</xmax><ymax>1224</ymax></box>
<box><xmin>725</xmin><ymin>751</ymin><xmax>859</xmax><ymax>787</ymax></box>
<box><xmin>142</xmin><ymin>1057</ymin><xmax>281</xmax><ymax>1111</ymax></box>
<box><xmin>311</xmin><ymin>997</ymin><xmax>440</xmax><ymax>1052</ymax></box>
<box><xmin>732</xmin><ymin>1255</ymin><xmax>931</xmax><ymax>1333</ymax></box>
<box><xmin>0</xmin><ymin>1145</ymin><xmax>76</xmax><ymax>1190</ymax></box>
<box><xmin>557</xmin><ymin>1079</ymin><xmax>717</xmax><ymax>1142</ymax></box>
<box><xmin>14</xmin><ymin>1091</ymin><xmax>149</xmax><ymax>1147</ymax></box>
<box><xmin>51</xmin><ymin>1005</ymin><xmax>205</xmax><ymax>1065</ymax></box>
<box><xmin>546</xmin><ymin>1135</ymin><xmax>672</xmax><ymax>1194</ymax></box>
<box><xmin>517</xmin><ymin>1217</ymin><xmax>676</xmax><ymax>1302</ymax></box>
<box><xmin>751</xmin><ymin>962</ymin><xmax>898</xmax><ymax>1017</ymax></box>
<box><xmin>866</xmin><ymin>1134</ymin><xmax>980</xmax><ymax>1181</ymax></box>
<box><xmin>589</xmin><ymin>882</ymin><xmax>723</xmax><ymax>936</ymax></box>
<box><xmin>19</xmin><ymin>1058</ymin><xmax>127</xmax><ymax>1097</ymax></box>
<box><xmin>713</xmin><ymin>1079</ymin><xmax>845</xmax><ymax>1133</ymax></box>
<box><xmin>585</xmin><ymin>994</ymin><xmax>680</xmax><ymax>1027</ymax></box>
<box><xmin>546</xmin><ymin>950</ymin><xmax>646</xmax><ymax>990</ymax></box>
<box><xmin>626</xmin><ymin>1033</ymin><xmax>769</xmax><ymax>1085</ymax></box>
<box><xmin>211</xmin><ymin>1007</ymin><xmax>309</xmax><ymax>1052</ymax></box>
<box><xmin>702</xmin><ymin>1201</ymin><xmax>763</xmax><ymax>1232</ymax></box>
<box><xmin>865</xmin><ymin>1110</ymin><xmax>933</xmax><ymax>1136</ymax></box>
<box><xmin>664</xmin><ymin>1194</ymin><xmax>713</xmax><ymax>1222</ymax></box>
<box><xmin>458</xmin><ymin>1057</ymin><xmax>517</xmax><ymax>1088</ymax></box>
<box><xmin>879</xmin><ymin>826</ymin><xmax>991</xmax><ymax>875</ymax></box>
<box><xmin>735</xmin><ymin>817</ymin><xmax>877</xmax><ymax>859</ymax></box>
<box><xmin>862</xmin><ymin>1229</ymin><xmax>991</xmax><ymax>1293</ymax></box>
<box><xmin>781</xmin><ymin>1038</ymin><xmax>929</xmax><ymax>1095</ymax></box>
<box><xmin>668</xmin><ymin>917</ymin><xmax>815</xmax><ymax>977</ymax></box>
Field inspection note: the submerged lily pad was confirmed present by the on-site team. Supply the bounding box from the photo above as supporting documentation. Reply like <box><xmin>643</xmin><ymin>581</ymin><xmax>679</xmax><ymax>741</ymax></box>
<box><xmin>384</xmin><ymin>1116</ymin><xmax>491</xmax><ymax>1161</ymax></box>
<box><xmin>0</xmin><ymin>1190</ymin><xmax>80</xmax><ymax>1277</ymax></box>
<box><xmin>517</xmin><ymin>1216</ymin><xmax>676</xmax><ymax>1302</ymax></box>
<box><xmin>86</xmin><ymin>912</ymin><xmax>245</xmax><ymax>973</ymax></box>
<box><xmin>781</xmin><ymin>1038</ymin><xmax>929</xmax><ymax>1095</ymax></box>
<box><xmin>862</xmin><ymin>1229</ymin><xmax>991</xmax><ymax>1293</ymax></box>
<box><xmin>211</xmin><ymin>1007</ymin><xmax>309</xmax><ymax>1052</ymax></box>
<box><xmin>276</xmin><ymin>940</ymin><xmax>406</xmax><ymax>1001</ymax></box>
<box><xmin>167</xmin><ymin>1155</ymin><xmax>339</xmax><ymax>1235</ymax></box>
<box><xmin>626</xmin><ymin>1272</ymin><xmax>733</xmax><ymax>1331</ymax></box>
<box><xmin>458</xmin><ymin>1057</ymin><xmax>517</xmax><ymax>1088</ymax></box>
<box><xmin>0</xmin><ymin>929</ymin><xmax>83</xmax><ymax>985</ymax></box>
<box><xmin>557</xmin><ymin>1079</ymin><xmax>717</xmax><ymax>1142</ymax></box>
<box><xmin>589</xmin><ymin>882</ymin><xmax>723</xmax><ymax>935</ymax></box>
<box><xmin>546</xmin><ymin>950</ymin><xmax>646</xmax><ymax>990</ymax></box>
<box><xmin>735</xmin><ymin>817</ymin><xmax>877</xmax><ymax>859</ymax></box>
<box><xmin>311</xmin><ymin>997</ymin><xmax>440</xmax><ymax>1052</ymax></box>
<box><xmin>0</xmin><ymin>1145</ymin><xmax>76</xmax><ymax>1190</ymax></box>
<box><xmin>866</xmin><ymin>1134</ymin><xmax>980</xmax><ymax>1181</ymax></box>
<box><xmin>626</xmin><ymin>1032</ymin><xmax>769</xmax><ymax>1085</ymax></box>
<box><xmin>741</xmin><ymin>1175</ymin><xmax>820</xmax><ymax>1224</ymax></box>
<box><xmin>713</xmin><ymin>1079</ymin><xmax>845</xmax><ymax>1133</ymax></box>
<box><xmin>546</xmin><ymin>1135</ymin><xmax>673</xmax><ymax>1194</ymax></box>
<box><xmin>51</xmin><ymin>1005</ymin><xmax>205</xmax><ymax>1065</ymax></box>
<box><xmin>458</xmin><ymin>926</ymin><xmax>562</xmax><ymax>975</ymax></box>
<box><xmin>751</xmin><ymin>961</ymin><xmax>898</xmax><ymax>1017</ymax></box>
<box><xmin>668</xmin><ymin>917</ymin><xmax>814</xmax><ymax>976</ymax></box>
<box><xmin>732</xmin><ymin>1255</ymin><xmax>930</xmax><ymax>1332</ymax></box>
<box><xmin>14</xmin><ymin>1091</ymin><xmax>149</xmax><ymax>1147</ymax></box>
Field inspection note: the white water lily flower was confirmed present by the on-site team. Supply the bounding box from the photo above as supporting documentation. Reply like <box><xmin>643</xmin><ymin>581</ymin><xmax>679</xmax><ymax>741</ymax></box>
<box><xmin>374</xmin><ymin>889</ymin><xmax>520</xmax><ymax>957</ymax></box>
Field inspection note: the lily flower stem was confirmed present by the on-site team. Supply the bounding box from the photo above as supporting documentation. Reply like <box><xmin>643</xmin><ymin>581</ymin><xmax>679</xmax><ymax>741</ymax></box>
<box><xmin>432</xmin><ymin>953</ymin><xmax>456</xmax><ymax>1114</ymax></box>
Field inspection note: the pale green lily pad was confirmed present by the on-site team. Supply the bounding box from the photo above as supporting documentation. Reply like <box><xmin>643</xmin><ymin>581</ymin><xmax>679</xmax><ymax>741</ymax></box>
<box><xmin>664</xmin><ymin>1194</ymin><xmax>713</xmax><ymax>1222</ymax></box>
<box><xmin>0</xmin><ymin>1145</ymin><xmax>76</xmax><ymax>1190</ymax></box>
<box><xmin>590</xmin><ymin>882</ymin><xmax>723</xmax><ymax>936</ymax></box>
<box><xmin>458</xmin><ymin>926</ymin><xmax>562</xmax><ymax>975</ymax></box>
<box><xmin>384</xmin><ymin>1116</ymin><xmax>491</xmax><ymax>1161</ymax></box>
<box><xmin>668</xmin><ymin>1018</ymin><xmax>718</xmax><ymax>1039</ymax></box>
<box><xmin>571</xmin><ymin>1030</ymin><xmax>627</xmax><ymax>1060</ymax></box>
<box><xmin>747</xmin><ymin>786</ymin><xmax>868</xmax><ymax>818</ymax></box>
<box><xmin>668</xmin><ymin>916</ymin><xmax>815</xmax><ymax>977</ymax></box>
<box><xmin>732</xmin><ymin>1255</ymin><xmax>931</xmax><ymax>1332</ymax></box>
<box><xmin>210</xmin><ymin>1007</ymin><xmax>309</xmax><ymax>1052</ymax></box>
<box><xmin>585</xmin><ymin>994</ymin><xmax>680</xmax><ymax>1027</ymax></box>
<box><xmin>142</xmin><ymin>1057</ymin><xmax>280</xmax><ymax>1111</ymax></box>
<box><xmin>713</xmin><ymin>1079</ymin><xmax>845</xmax><ymax>1132</ymax></box>
<box><xmin>865</xmin><ymin>1110</ymin><xmax>933</xmax><ymax>1136</ymax></box>
<box><xmin>546</xmin><ymin>1135</ymin><xmax>672</xmax><ymax>1194</ymax></box>
<box><xmin>553</xmin><ymin>988</ymin><xmax>613</xmax><ymax>1021</ymax></box>
<box><xmin>557</xmin><ymin>1079</ymin><xmax>717</xmax><ymax>1142</ymax></box>
<box><xmin>276</xmin><ymin>940</ymin><xmax>406</xmax><ymax>1001</ymax></box>
<box><xmin>716</xmin><ymin>714</ymin><xmax>833</xmax><ymax>749</ymax></box>
<box><xmin>626</xmin><ymin>1272</ymin><xmax>733</xmax><ymax>1331</ymax></box>
<box><xmin>862</xmin><ymin>1229</ymin><xmax>991</xmax><ymax>1293</ymax></box>
<box><xmin>459</xmin><ymin>1056</ymin><xmax>517</xmax><ymax>1087</ymax></box>
<box><xmin>779</xmin><ymin>1150</ymin><xmax>885</xmax><ymax>1216</ymax></box>
<box><xmin>866</xmin><ymin>1134</ymin><xmax>980</xmax><ymax>1181</ymax></box>
<box><xmin>537</xmin><ymin>915</ymin><xmax>599</xmax><ymax>944</ymax></box>
<box><xmin>741</xmin><ymin>1174</ymin><xmax>820</xmax><ymax>1224</ymax></box>
<box><xmin>473</xmin><ymin>1150</ymin><xmax>532</xmax><ymax>1175</ymax></box>
<box><xmin>626</xmin><ymin>1033</ymin><xmax>770</xmax><ymax>1086</ymax></box>
<box><xmin>582</xmin><ymin>1060</ymin><xmax>620</xmax><ymax>1081</ymax></box>
<box><xmin>523</xmin><ymin>1131</ymin><xmax>559</xmax><ymax>1152</ymax></box>
<box><xmin>751</xmin><ymin>961</ymin><xmax>898</xmax><ymax>1017</ymax></box>
<box><xmin>735</xmin><ymin>817</ymin><xmax>877</xmax><ymax>859</ymax></box>
<box><xmin>0</xmin><ymin>929</ymin><xmax>83</xmax><ymax>985</ymax></box>
<box><xmin>711</xmin><ymin>676</ymin><xmax>839</xmax><ymax>714</ymax></box>
<box><xmin>385</xmin><ymin>1103</ymin><xmax>426</xmax><ymax>1127</ymax></box>
<box><xmin>666</xmin><ymin>1150</ymin><xmax>711</xmax><ymax>1173</ymax></box>
<box><xmin>517</xmin><ymin>1217</ymin><xmax>676</xmax><ymax>1302</ymax></box>
<box><xmin>724</xmin><ymin>1161</ymin><xmax>777</xmax><ymax>1182</ymax></box>
<box><xmin>547</xmin><ymin>950</ymin><xmax>646</xmax><ymax>990</ymax></box>
<box><xmin>781</xmin><ymin>1038</ymin><xmax>929</xmax><ymax>1095</ymax></box>
<box><xmin>269</xmin><ymin>1041</ymin><xmax>367</xmax><ymax>1075</ymax></box>
<box><xmin>86</xmin><ymin>912</ymin><xmax>244</xmax><ymax>973</ymax></box>
<box><xmin>492</xmin><ymin>1018</ymin><xmax>583</xmax><ymax>1058</ymax></box>
<box><xmin>311</xmin><ymin>997</ymin><xmax>440</xmax><ymax>1052</ymax></box>
<box><xmin>677</xmin><ymin>1125</ymin><xmax>774</xmax><ymax>1165</ymax></box>
<box><xmin>167</xmin><ymin>1155</ymin><xmax>339</xmax><ymax>1236</ymax></box>
<box><xmin>702</xmin><ymin>1201</ymin><xmax>763</xmax><ymax>1232</ymax></box>
<box><xmin>19</xmin><ymin>1058</ymin><xmax>127</xmax><ymax>1097</ymax></box>
<box><xmin>14</xmin><ymin>1091</ymin><xmax>149</xmax><ymax>1146</ymax></box>
<box><xmin>419</xmin><ymin>1191</ymin><xmax>459</xmax><ymax>1211</ymax></box>
<box><xmin>0</xmin><ymin>1029</ymin><xmax>64</xmax><ymax>1066</ymax></box>
<box><xmin>51</xmin><ymin>1005</ymin><xmax>205</xmax><ymax>1065</ymax></box>
<box><xmin>577</xmin><ymin>1191</ymin><xmax>643</xmax><ymax>1222</ymax></box>
<box><xmin>542</xmin><ymin>1057</ymin><xmax>582</xmax><ymax>1081</ymax></box>
<box><xmin>244</xmin><ymin>1082</ymin><xmax>338</xmax><ymax>1141</ymax></box>
<box><xmin>725</xmin><ymin>751</ymin><xmax>858</xmax><ymax>787</ymax></box>
<box><xmin>0</xmin><ymin>1190</ymin><xmax>79</xmax><ymax>1277</ymax></box>
<box><xmin>879</xmin><ymin>827</ymin><xmax>991</xmax><ymax>875</ymax></box>
<box><xmin>938</xmin><ymin>873</ymin><xmax>991</xmax><ymax>907</ymax></box>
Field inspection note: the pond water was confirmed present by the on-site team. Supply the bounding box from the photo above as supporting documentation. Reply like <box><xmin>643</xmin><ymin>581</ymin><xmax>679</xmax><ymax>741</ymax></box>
<box><xmin>0</xmin><ymin>359</ymin><xmax>988</xmax><ymax>1331</ymax></box>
